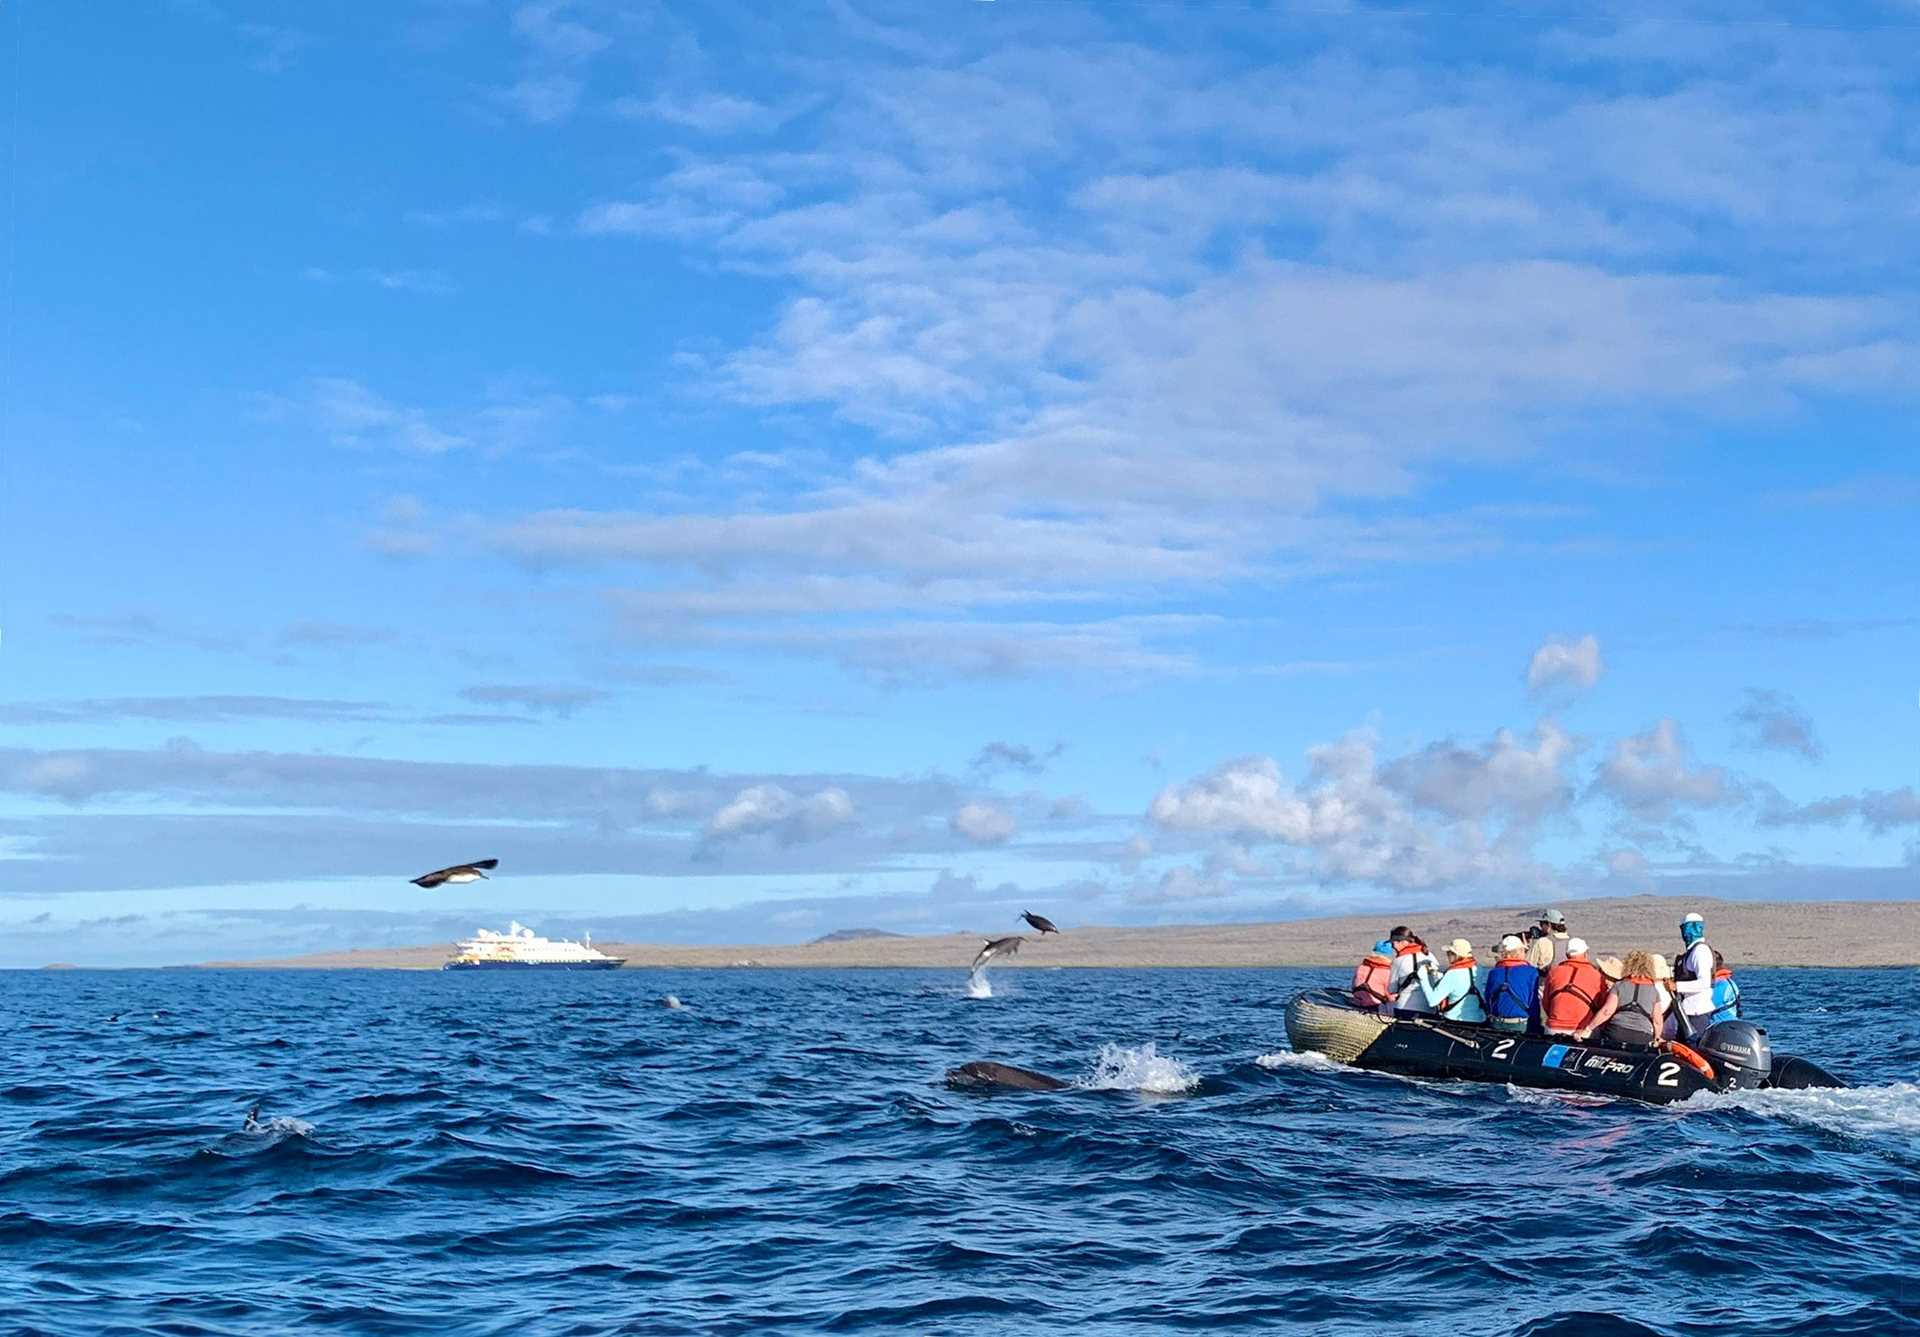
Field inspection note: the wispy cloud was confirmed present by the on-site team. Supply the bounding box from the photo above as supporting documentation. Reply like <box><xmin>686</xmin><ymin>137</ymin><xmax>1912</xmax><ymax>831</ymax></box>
<box><xmin>458</xmin><ymin>684</ymin><xmax>610</xmax><ymax>718</ymax></box>
<box><xmin>1730</xmin><ymin>688</ymin><xmax>1824</xmax><ymax>763</ymax></box>
<box><xmin>238</xmin><ymin>22</ymin><xmax>310</xmax><ymax>75</ymax></box>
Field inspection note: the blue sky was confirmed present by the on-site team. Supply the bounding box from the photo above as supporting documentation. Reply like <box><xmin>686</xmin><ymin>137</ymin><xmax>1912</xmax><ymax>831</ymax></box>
<box><xmin>2</xmin><ymin>1</ymin><xmax>1916</xmax><ymax>966</ymax></box>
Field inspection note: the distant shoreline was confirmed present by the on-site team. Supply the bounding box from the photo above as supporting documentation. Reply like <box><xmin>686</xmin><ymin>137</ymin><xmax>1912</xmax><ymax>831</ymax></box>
<box><xmin>178</xmin><ymin>894</ymin><xmax>1920</xmax><ymax>972</ymax></box>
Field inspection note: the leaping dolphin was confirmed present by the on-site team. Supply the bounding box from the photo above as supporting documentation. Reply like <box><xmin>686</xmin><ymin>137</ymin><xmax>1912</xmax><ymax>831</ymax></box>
<box><xmin>411</xmin><ymin>858</ymin><xmax>499</xmax><ymax>889</ymax></box>
<box><xmin>971</xmin><ymin>935</ymin><xmax>1024</xmax><ymax>972</ymax></box>
<box><xmin>1019</xmin><ymin>911</ymin><xmax>1060</xmax><ymax>935</ymax></box>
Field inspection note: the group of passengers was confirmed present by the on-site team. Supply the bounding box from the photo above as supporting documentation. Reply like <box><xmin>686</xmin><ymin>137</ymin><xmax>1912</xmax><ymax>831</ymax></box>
<box><xmin>1349</xmin><ymin>909</ymin><xmax>1742</xmax><ymax>1049</ymax></box>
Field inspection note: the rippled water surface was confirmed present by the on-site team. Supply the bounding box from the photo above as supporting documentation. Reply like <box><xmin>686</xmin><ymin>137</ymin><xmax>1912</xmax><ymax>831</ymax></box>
<box><xmin>4</xmin><ymin>967</ymin><xmax>1916</xmax><ymax>1334</ymax></box>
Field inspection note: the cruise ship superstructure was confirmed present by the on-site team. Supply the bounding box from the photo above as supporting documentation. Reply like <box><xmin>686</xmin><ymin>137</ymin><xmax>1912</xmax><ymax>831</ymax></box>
<box><xmin>442</xmin><ymin>922</ymin><xmax>626</xmax><ymax>970</ymax></box>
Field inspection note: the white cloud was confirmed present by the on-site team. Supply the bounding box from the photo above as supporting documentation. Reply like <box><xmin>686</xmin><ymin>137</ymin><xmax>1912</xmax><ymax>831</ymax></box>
<box><xmin>1527</xmin><ymin>634</ymin><xmax>1604</xmax><ymax>695</ymax></box>
<box><xmin>1150</xmin><ymin>756</ymin><xmax>1313</xmax><ymax>842</ymax></box>
<box><xmin>706</xmin><ymin>784</ymin><xmax>857</xmax><ymax>844</ymax></box>
<box><xmin>950</xmin><ymin>800</ymin><xmax>1015</xmax><ymax>845</ymax></box>
<box><xmin>1383</xmin><ymin>722</ymin><xmax>1579</xmax><ymax>821</ymax></box>
<box><xmin>1595</xmin><ymin>718</ymin><xmax>1735</xmax><ymax>818</ymax></box>
<box><xmin>1150</xmin><ymin>722</ymin><xmax>1575</xmax><ymax>892</ymax></box>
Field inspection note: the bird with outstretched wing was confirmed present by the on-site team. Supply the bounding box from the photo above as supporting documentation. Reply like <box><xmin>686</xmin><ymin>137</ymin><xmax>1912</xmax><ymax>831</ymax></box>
<box><xmin>410</xmin><ymin>858</ymin><xmax>499</xmax><ymax>889</ymax></box>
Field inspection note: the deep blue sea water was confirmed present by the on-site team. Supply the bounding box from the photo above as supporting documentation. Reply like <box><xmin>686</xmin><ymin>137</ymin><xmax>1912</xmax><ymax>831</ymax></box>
<box><xmin>3</xmin><ymin>966</ymin><xmax>1916</xmax><ymax>1335</ymax></box>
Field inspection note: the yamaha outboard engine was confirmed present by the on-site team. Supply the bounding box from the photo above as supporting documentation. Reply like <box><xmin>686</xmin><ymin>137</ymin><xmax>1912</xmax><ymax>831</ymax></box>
<box><xmin>1698</xmin><ymin>1020</ymin><xmax>1772</xmax><ymax>1090</ymax></box>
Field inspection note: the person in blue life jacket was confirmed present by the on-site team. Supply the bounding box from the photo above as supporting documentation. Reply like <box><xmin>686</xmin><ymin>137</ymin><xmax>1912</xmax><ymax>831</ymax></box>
<box><xmin>1481</xmin><ymin>935</ymin><xmax>1540</xmax><ymax>1034</ymax></box>
<box><xmin>1409</xmin><ymin>938</ymin><xmax>1486</xmax><ymax>1023</ymax></box>
<box><xmin>1708</xmin><ymin>948</ymin><xmax>1743</xmax><ymax>1023</ymax></box>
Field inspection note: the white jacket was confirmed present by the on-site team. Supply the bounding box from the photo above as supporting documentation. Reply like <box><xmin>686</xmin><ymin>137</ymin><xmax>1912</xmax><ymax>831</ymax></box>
<box><xmin>1390</xmin><ymin>948</ymin><xmax>1438</xmax><ymax>1013</ymax></box>
<box><xmin>1673</xmin><ymin>941</ymin><xmax>1716</xmax><ymax>1017</ymax></box>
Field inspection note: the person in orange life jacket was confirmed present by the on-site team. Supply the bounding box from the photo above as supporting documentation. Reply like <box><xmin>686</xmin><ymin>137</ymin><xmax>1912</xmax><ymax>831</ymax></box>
<box><xmin>1708</xmin><ymin>949</ymin><xmax>1742</xmax><ymax>1023</ymax></box>
<box><xmin>1387</xmin><ymin>927</ymin><xmax>1438</xmax><ymax>1016</ymax></box>
<box><xmin>1409</xmin><ymin>938</ymin><xmax>1486</xmax><ymax>1022</ymax></box>
<box><xmin>1482</xmin><ymin>935</ymin><xmax>1540</xmax><ymax>1035</ymax></box>
<box><xmin>1670</xmin><ymin>912</ymin><xmax>1717</xmax><ymax>1039</ymax></box>
<box><xmin>1351</xmin><ymin>940</ymin><xmax>1395</xmax><ymax>1010</ymax></box>
<box><xmin>1577</xmin><ymin>949</ymin><xmax>1668</xmax><ymax>1047</ymax></box>
<box><xmin>1539</xmin><ymin>938</ymin><xmax>1609</xmax><ymax>1037</ymax></box>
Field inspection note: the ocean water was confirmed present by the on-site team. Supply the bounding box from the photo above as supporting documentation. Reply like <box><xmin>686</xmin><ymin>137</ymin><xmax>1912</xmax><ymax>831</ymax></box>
<box><xmin>3</xmin><ymin>966</ymin><xmax>1915</xmax><ymax>1335</ymax></box>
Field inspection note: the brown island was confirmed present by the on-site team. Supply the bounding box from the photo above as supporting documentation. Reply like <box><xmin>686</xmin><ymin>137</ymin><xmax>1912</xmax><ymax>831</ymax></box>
<box><xmin>196</xmin><ymin>894</ymin><xmax>1920</xmax><ymax>970</ymax></box>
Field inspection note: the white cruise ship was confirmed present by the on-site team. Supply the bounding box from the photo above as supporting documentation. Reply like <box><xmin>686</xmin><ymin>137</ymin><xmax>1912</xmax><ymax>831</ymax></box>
<box><xmin>442</xmin><ymin>921</ymin><xmax>626</xmax><ymax>971</ymax></box>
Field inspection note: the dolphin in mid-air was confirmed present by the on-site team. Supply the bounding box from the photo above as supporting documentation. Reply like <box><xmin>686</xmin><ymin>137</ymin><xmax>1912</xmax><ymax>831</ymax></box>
<box><xmin>971</xmin><ymin>935</ymin><xmax>1024</xmax><ymax>972</ymax></box>
<box><xmin>410</xmin><ymin>859</ymin><xmax>499</xmax><ymax>889</ymax></box>
<box><xmin>945</xmin><ymin>1060</ymin><xmax>1070</xmax><ymax>1092</ymax></box>
<box><xmin>243</xmin><ymin>1104</ymin><xmax>264</xmax><ymax>1133</ymax></box>
<box><xmin>1019</xmin><ymin>911</ymin><xmax>1060</xmax><ymax>935</ymax></box>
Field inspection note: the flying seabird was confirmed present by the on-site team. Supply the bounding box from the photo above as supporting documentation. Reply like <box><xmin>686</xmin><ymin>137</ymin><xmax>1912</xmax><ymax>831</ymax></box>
<box><xmin>971</xmin><ymin>934</ymin><xmax>1025</xmax><ymax>972</ymax></box>
<box><xmin>410</xmin><ymin>858</ymin><xmax>499</xmax><ymax>889</ymax></box>
<box><xmin>1019</xmin><ymin>911</ymin><xmax>1060</xmax><ymax>935</ymax></box>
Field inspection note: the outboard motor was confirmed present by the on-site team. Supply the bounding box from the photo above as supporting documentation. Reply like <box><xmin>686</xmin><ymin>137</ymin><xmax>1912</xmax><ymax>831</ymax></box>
<box><xmin>1698</xmin><ymin>1020</ymin><xmax>1772</xmax><ymax>1090</ymax></box>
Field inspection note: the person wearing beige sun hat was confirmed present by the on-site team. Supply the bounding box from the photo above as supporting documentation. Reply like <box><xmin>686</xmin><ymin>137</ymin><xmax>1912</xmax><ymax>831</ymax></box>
<box><xmin>1408</xmin><ymin>937</ymin><xmax>1487</xmax><ymax>1023</ymax></box>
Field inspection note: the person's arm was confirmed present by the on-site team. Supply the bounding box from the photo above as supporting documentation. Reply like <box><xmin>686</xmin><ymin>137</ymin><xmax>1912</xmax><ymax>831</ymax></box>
<box><xmin>1577</xmin><ymin>992</ymin><xmax>1619</xmax><ymax>1041</ymax></box>
<box><xmin>1652</xmin><ymin>991</ymin><xmax>1667</xmax><ymax>1039</ymax></box>
<box><xmin>1416</xmin><ymin>966</ymin><xmax>1458</xmax><ymax>1010</ymax></box>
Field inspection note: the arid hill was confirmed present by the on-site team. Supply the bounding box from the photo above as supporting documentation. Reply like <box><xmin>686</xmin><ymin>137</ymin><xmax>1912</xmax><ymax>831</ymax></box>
<box><xmin>195</xmin><ymin>895</ymin><xmax>1920</xmax><ymax>970</ymax></box>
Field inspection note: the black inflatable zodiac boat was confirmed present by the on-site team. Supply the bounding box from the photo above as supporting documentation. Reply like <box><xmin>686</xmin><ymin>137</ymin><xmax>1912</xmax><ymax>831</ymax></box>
<box><xmin>1284</xmin><ymin>989</ymin><xmax>1844</xmax><ymax>1104</ymax></box>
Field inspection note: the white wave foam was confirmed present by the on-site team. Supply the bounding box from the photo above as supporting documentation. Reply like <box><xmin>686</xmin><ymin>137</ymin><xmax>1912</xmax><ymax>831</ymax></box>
<box><xmin>1503</xmin><ymin>1084</ymin><xmax>1617</xmax><ymax>1108</ymax></box>
<box><xmin>248</xmin><ymin>1116</ymin><xmax>314</xmax><ymax>1138</ymax></box>
<box><xmin>965</xmin><ymin>972</ymin><xmax>993</xmax><ymax>999</ymax></box>
<box><xmin>1079</xmin><ymin>1042</ymin><xmax>1199</xmax><ymax>1093</ymax></box>
<box><xmin>1680</xmin><ymin>1081</ymin><xmax>1920</xmax><ymax>1141</ymax></box>
<box><xmin>1255</xmin><ymin>1049</ymin><xmax>1345</xmax><ymax>1072</ymax></box>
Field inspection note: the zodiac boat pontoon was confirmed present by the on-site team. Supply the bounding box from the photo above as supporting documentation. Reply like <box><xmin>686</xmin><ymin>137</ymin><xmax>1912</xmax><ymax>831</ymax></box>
<box><xmin>1284</xmin><ymin>989</ymin><xmax>1843</xmax><ymax>1104</ymax></box>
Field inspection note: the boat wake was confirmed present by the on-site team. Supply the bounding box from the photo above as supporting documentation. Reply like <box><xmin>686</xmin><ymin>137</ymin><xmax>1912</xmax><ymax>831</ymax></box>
<box><xmin>1679</xmin><ymin>1081</ymin><xmax>1920</xmax><ymax>1143</ymax></box>
<box><xmin>1503</xmin><ymin>1084</ymin><xmax>1618</xmax><ymax>1108</ymax></box>
<box><xmin>1255</xmin><ymin>1049</ymin><xmax>1345</xmax><ymax>1073</ymax></box>
<box><xmin>1079</xmin><ymin>1043</ymin><xmax>1199</xmax><ymax>1094</ymax></box>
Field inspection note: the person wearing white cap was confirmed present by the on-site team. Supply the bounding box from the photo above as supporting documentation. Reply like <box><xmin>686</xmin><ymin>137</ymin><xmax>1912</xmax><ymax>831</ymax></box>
<box><xmin>1670</xmin><ymin>912</ymin><xmax>1716</xmax><ymax>1039</ymax></box>
<box><xmin>1539</xmin><ymin>936</ymin><xmax>1608</xmax><ymax>1037</ymax></box>
<box><xmin>1408</xmin><ymin>938</ymin><xmax>1487</xmax><ymax>1022</ymax></box>
<box><xmin>1482</xmin><ymin>935</ymin><xmax>1540</xmax><ymax>1034</ymax></box>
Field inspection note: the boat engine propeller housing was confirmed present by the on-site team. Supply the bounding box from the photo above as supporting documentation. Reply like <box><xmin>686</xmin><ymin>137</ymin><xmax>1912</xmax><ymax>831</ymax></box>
<box><xmin>1698</xmin><ymin>1020</ymin><xmax>1772</xmax><ymax>1090</ymax></box>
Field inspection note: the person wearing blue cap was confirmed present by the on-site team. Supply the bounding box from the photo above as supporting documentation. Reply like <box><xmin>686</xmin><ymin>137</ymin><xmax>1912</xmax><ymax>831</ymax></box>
<box><xmin>1351</xmin><ymin>939</ymin><xmax>1395</xmax><ymax>1011</ymax></box>
<box><xmin>1670</xmin><ymin>912</ymin><xmax>1716</xmax><ymax>1039</ymax></box>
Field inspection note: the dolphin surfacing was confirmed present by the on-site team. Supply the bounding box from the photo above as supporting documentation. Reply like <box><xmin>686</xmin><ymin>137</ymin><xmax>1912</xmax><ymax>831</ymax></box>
<box><xmin>945</xmin><ymin>1060</ymin><xmax>1071</xmax><ymax>1092</ymax></box>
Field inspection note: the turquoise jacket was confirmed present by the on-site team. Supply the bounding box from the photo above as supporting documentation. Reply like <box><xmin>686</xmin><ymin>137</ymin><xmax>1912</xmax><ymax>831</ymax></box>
<box><xmin>1413</xmin><ymin>961</ymin><xmax>1487</xmax><ymax>1022</ymax></box>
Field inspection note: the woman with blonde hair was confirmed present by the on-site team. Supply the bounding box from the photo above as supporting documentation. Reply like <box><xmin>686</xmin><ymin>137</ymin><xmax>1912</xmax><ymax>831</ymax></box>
<box><xmin>1577</xmin><ymin>948</ymin><xmax>1666</xmax><ymax>1047</ymax></box>
<box><xmin>1649</xmin><ymin>954</ymin><xmax>1680</xmax><ymax>1039</ymax></box>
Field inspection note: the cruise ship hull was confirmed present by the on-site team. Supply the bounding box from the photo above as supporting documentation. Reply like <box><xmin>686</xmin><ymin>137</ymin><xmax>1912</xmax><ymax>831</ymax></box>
<box><xmin>442</xmin><ymin>958</ymin><xmax>626</xmax><ymax>971</ymax></box>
